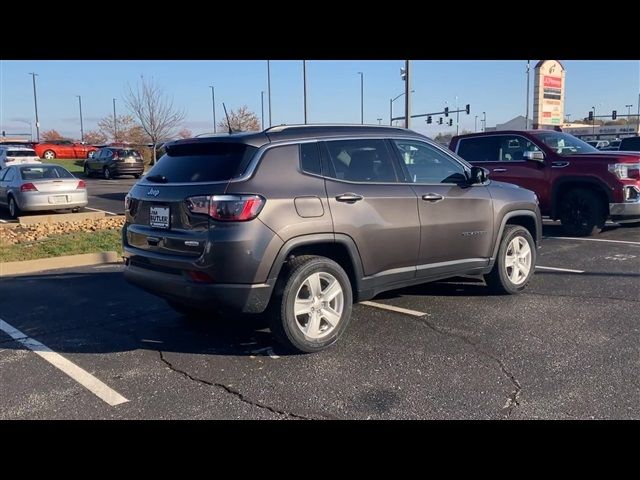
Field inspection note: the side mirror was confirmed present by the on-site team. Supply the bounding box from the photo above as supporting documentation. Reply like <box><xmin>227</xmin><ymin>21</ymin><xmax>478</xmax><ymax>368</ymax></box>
<box><xmin>523</xmin><ymin>150</ymin><xmax>545</xmax><ymax>162</ymax></box>
<box><xmin>468</xmin><ymin>166</ymin><xmax>488</xmax><ymax>184</ymax></box>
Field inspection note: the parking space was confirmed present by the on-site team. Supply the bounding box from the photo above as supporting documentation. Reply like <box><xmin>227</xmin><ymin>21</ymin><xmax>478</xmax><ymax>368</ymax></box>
<box><xmin>1</xmin><ymin>224</ymin><xmax>639</xmax><ymax>419</ymax></box>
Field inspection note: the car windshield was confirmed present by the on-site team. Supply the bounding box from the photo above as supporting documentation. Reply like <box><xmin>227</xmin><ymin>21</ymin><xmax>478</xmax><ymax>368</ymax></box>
<box><xmin>7</xmin><ymin>150</ymin><xmax>37</xmax><ymax>157</ymax></box>
<box><xmin>534</xmin><ymin>132</ymin><xmax>599</xmax><ymax>156</ymax></box>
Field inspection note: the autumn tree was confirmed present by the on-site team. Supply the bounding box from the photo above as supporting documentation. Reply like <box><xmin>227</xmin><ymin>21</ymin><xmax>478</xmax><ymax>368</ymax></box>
<box><xmin>217</xmin><ymin>105</ymin><xmax>260</xmax><ymax>133</ymax></box>
<box><xmin>97</xmin><ymin>114</ymin><xmax>145</xmax><ymax>144</ymax></box>
<box><xmin>41</xmin><ymin>129</ymin><xmax>64</xmax><ymax>141</ymax></box>
<box><xmin>83</xmin><ymin>130</ymin><xmax>108</xmax><ymax>145</ymax></box>
<box><xmin>124</xmin><ymin>77</ymin><xmax>186</xmax><ymax>165</ymax></box>
<box><xmin>177</xmin><ymin>128</ymin><xmax>193</xmax><ymax>139</ymax></box>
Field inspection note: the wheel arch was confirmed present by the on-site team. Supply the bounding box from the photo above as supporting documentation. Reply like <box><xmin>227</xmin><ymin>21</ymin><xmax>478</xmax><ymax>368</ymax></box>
<box><xmin>487</xmin><ymin>210</ymin><xmax>540</xmax><ymax>271</ymax></box>
<box><xmin>551</xmin><ymin>176</ymin><xmax>612</xmax><ymax>219</ymax></box>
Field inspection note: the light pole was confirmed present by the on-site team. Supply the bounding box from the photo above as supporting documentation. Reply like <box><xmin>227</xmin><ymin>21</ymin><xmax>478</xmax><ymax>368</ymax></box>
<box><xmin>390</xmin><ymin>90</ymin><xmax>414</xmax><ymax>126</ymax></box>
<box><xmin>455</xmin><ymin>95</ymin><xmax>460</xmax><ymax>135</ymax></box>
<box><xmin>358</xmin><ymin>72</ymin><xmax>364</xmax><ymax>124</ymax></box>
<box><xmin>209</xmin><ymin>85</ymin><xmax>216</xmax><ymax>133</ymax></box>
<box><xmin>76</xmin><ymin>95</ymin><xmax>84</xmax><ymax>142</ymax></box>
<box><xmin>303</xmin><ymin>60</ymin><xmax>308</xmax><ymax>124</ymax></box>
<box><xmin>474</xmin><ymin>115</ymin><xmax>478</xmax><ymax>132</ymax></box>
<box><xmin>525</xmin><ymin>60</ymin><xmax>530</xmax><ymax>129</ymax></box>
<box><xmin>377</xmin><ymin>118</ymin><xmax>382</xmax><ymax>125</ymax></box>
<box><xmin>29</xmin><ymin>72</ymin><xmax>40</xmax><ymax>142</ymax></box>
<box><xmin>261</xmin><ymin>91</ymin><xmax>265</xmax><ymax>130</ymax></box>
<box><xmin>113</xmin><ymin>98</ymin><xmax>118</xmax><ymax>142</ymax></box>
<box><xmin>592</xmin><ymin>106</ymin><xmax>596</xmax><ymax>135</ymax></box>
<box><xmin>625</xmin><ymin>104</ymin><xmax>633</xmax><ymax>125</ymax></box>
<box><xmin>267</xmin><ymin>60</ymin><xmax>272</xmax><ymax>127</ymax></box>
<box><xmin>482</xmin><ymin>111</ymin><xmax>486</xmax><ymax>132</ymax></box>
<box><xmin>404</xmin><ymin>60</ymin><xmax>411</xmax><ymax>129</ymax></box>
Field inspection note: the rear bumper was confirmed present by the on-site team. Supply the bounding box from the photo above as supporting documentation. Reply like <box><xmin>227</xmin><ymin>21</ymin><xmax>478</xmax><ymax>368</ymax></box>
<box><xmin>609</xmin><ymin>200</ymin><xmax>640</xmax><ymax>223</ymax></box>
<box><xmin>18</xmin><ymin>191</ymin><xmax>88</xmax><ymax>211</ymax></box>
<box><xmin>122</xmin><ymin>252</ymin><xmax>274</xmax><ymax>313</ymax></box>
<box><xmin>112</xmin><ymin>166</ymin><xmax>144</xmax><ymax>175</ymax></box>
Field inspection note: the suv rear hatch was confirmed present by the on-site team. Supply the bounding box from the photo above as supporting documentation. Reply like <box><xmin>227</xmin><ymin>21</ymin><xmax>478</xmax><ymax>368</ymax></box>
<box><xmin>125</xmin><ymin>141</ymin><xmax>258</xmax><ymax>257</ymax></box>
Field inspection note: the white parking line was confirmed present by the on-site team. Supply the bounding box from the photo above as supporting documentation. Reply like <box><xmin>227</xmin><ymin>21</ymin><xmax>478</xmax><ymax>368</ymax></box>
<box><xmin>0</xmin><ymin>318</ymin><xmax>129</xmax><ymax>407</ymax></box>
<box><xmin>536</xmin><ymin>265</ymin><xmax>585</xmax><ymax>273</ymax></box>
<box><xmin>0</xmin><ymin>219</ymin><xmax>7</xmax><ymax>223</ymax></box>
<box><xmin>85</xmin><ymin>207</ymin><xmax>118</xmax><ymax>216</ymax></box>
<box><xmin>360</xmin><ymin>301</ymin><xmax>428</xmax><ymax>317</ymax></box>
<box><xmin>545</xmin><ymin>236</ymin><xmax>640</xmax><ymax>246</ymax></box>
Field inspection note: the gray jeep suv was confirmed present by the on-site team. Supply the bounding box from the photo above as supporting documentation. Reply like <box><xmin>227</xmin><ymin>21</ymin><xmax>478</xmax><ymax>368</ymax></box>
<box><xmin>123</xmin><ymin>125</ymin><xmax>541</xmax><ymax>353</ymax></box>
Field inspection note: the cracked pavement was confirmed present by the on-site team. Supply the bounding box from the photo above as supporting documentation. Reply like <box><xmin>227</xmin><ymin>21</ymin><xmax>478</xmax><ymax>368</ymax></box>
<box><xmin>0</xmin><ymin>224</ymin><xmax>639</xmax><ymax>419</ymax></box>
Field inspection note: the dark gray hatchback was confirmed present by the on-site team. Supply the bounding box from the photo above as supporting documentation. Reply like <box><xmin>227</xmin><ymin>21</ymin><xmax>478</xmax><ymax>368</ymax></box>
<box><xmin>123</xmin><ymin>125</ymin><xmax>542</xmax><ymax>353</ymax></box>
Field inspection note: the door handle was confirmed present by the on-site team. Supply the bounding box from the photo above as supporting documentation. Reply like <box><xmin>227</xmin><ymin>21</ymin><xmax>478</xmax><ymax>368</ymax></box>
<box><xmin>492</xmin><ymin>168</ymin><xmax>507</xmax><ymax>173</ymax></box>
<box><xmin>335</xmin><ymin>193</ymin><xmax>364</xmax><ymax>203</ymax></box>
<box><xmin>421</xmin><ymin>193</ymin><xmax>444</xmax><ymax>202</ymax></box>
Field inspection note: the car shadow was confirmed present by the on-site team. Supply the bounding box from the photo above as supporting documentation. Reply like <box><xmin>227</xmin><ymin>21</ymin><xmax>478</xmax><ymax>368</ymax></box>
<box><xmin>542</xmin><ymin>223</ymin><xmax>620</xmax><ymax>238</ymax></box>
<box><xmin>375</xmin><ymin>276</ymin><xmax>491</xmax><ymax>300</ymax></box>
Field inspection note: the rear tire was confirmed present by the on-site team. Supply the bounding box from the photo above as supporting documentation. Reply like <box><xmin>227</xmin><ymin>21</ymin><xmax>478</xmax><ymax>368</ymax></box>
<box><xmin>484</xmin><ymin>225</ymin><xmax>536</xmax><ymax>295</ymax></box>
<box><xmin>269</xmin><ymin>255</ymin><xmax>353</xmax><ymax>353</ymax></box>
<box><xmin>558</xmin><ymin>188</ymin><xmax>605</xmax><ymax>237</ymax></box>
<box><xmin>8</xmin><ymin>196</ymin><xmax>22</xmax><ymax>219</ymax></box>
<box><xmin>43</xmin><ymin>150</ymin><xmax>56</xmax><ymax>160</ymax></box>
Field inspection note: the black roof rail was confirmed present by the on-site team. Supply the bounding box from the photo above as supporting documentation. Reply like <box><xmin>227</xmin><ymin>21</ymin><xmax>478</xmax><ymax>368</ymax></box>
<box><xmin>262</xmin><ymin>123</ymin><xmax>408</xmax><ymax>134</ymax></box>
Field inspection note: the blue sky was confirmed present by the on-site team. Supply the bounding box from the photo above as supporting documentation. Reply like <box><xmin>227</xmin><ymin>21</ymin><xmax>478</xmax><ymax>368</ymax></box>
<box><xmin>1</xmin><ymin>60</ymin><xmax>638</xmax><ymax>139</ymax></box>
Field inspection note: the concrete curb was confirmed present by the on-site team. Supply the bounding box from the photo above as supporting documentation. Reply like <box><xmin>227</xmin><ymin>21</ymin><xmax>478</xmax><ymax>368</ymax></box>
<box><xmin>1</xmin><ymin>251</ymin><xmax>122</xmax><ymax>276</ymax></box>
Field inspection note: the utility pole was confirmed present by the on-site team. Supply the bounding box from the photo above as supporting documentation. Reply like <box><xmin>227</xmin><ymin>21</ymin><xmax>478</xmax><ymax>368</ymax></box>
<box><xmin>209</xmin><ymin>85</ymin><xmax>216</xmax><ymax>133</ymax></box>
<box><xmin>29</xmin><ymin>72</ymin><xmax>40</xmax><ymax>142</ymax></box>
<box><xmin>76</xmin><ymin>95</ymin><xmax>84</xmax><ymax>142</ymax></box>
<box><xmin>261</xmin><ymin>91</ymin><xmax>265</xmax><ymax>130</ymax></box>
<box><xmin>482</xmin><ymin>111</ymin><xmax>486</xmax><ymax>132</ymax></box>
<box><xmin>525</xmin><ymin>60</ymin><xmax>530</xmax><ymax>129</ymax></box>
<box><xmin>358</xmin><ymin>72</ymin><xmax>364</xmax><ymax>124</ymax></box>
<box><xmin>592</xmin><ymin>106</ymin><xmax>596</xmax><ymax>135</ymax></box>
<box><xmin>475</xmin><ymin>115</ymin><xmax>478</xmax><ymax>132</ymax></box>
<box><xmin>267</xmin><ymin>60</ymin><xmax>272</xmax><ymax>127</ymax></box>
<box><xmin>455</xmin><ymin>95</ymin><xmax>460</xmax><ymax>135</ymax></box>
<box><xmin>113</xmin><ymin>98</ymin><xmax>118</xmax><ymax>143</ymax></box>
<box><xmin>404</xmin><ymin>60</ymin><xmax>411</xmax><ymax>129</ymax></box>
<box><xmin>303</xmin><ymin>60</ymin><xmax>308</xmax><ymax>124</ymax></box>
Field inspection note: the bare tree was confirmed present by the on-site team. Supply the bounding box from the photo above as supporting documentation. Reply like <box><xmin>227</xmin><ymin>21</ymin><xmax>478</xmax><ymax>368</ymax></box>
<box><xmin>83</xmin><ymin>130</ymin><xmax>108</xmax><ymax>145</ymax></box>
<box><xmin>217</xmin><ymin>105</ymin><xmax>260</xmax><ymax>133</ymax></box>
<box><xmin>177</xmin><ymin>128</ymin><xmax>193</xmax><ymax>139</ymax></box>
<box><xmin>41</xmin><ymin>129</ymin><xmax>64</xmax><ymax>141</ymax></box>
<box><xmin>98</xmin><ymin>114</ymin><xmax>143</xmax><ymax>144</ymax></box>
<box><xmin>124</xmin><ymin>77</ymin><xmax>186</xmax><ymax>165</ymax></box>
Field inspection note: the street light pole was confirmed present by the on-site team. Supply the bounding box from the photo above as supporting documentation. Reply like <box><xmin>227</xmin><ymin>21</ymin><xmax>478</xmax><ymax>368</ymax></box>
<box><xmin>29</xmin><ymin>72</ymin><xmax>40</xmax><ymax>142</ymax></box>
<box><xmin>303</xmin><ymin>60</ymin><xmax>308</xmax><ymax>124</ymax></box>
<box><xmin>358</xmin><ymin>72</ymin><xmax>364</xmax><ymax>124</ymax></box>
<box><xmin>377</xmin><ymin>118</ymin><xmax>382</xmax><ymax>125</ymax></box>
<box><xmin>592</xmin><ymin>106</ymin><xmax>596</xmax><ymax>135</ymax></box>
<box><xmin>525</xmin><ymin>60</ymin><xmax>530</xmax><ymax>129</ymax></box>
<box><xmin>390</xmin><ymin>90</ymin><xmax>414</xmax><ymax>126</ymax></box>
<box><xmin>404</xmin><ymin>60</ymin><xmax>411</xmax><ymax>129</ymax></box>
<box><xmin>209</xmin><ymin>85</ymin><xmax>216</xmax><ymax>133</ymax></box>
<box><xmin>113</xmin><ymin>98</ymin><xmax>118</xmax><ymax>143</ymax></box>
<box><xmin>261</xmin><ymin>91</ymin><xmax>265</xmax><ymax>130</ymax></box>
<box><xmin>267</xmin><ymin>60</ymin><xmax>272</xmax><ymax>127</ymax></box>
<box><xmin>76</xmin><ymin>95</ymin><xmax>84</xmax><ymax>142</ymax></box>
<box><xmin>475</xmin><ymin>115</ymin><xmax>478</xmax><ymax>132</ymax></box>
<box><xmin>625</xmin><ymin>104</ymin><xmax>633</xmax><ymax>125</ymax></box>
<box><xmin>482</xmin><ymin>111</ymin><xmax>486</xmax><ymax>132</ymax></box>
<box><xmin>455</xmin><ymin>95</ymin><xmax>460</xmax><ymax>135</ymax></box>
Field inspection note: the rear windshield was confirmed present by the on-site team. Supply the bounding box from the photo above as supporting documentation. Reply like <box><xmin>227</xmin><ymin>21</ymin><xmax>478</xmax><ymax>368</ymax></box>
<box><xmin>20</xmin><ymin>166</ymin><xmax>75</xmax><ymax>180</ymax></box>
<box><xmin>116</xmin><ymin>149</ymin><xmax>141</xmax><ymax>157</ymax></box>
<box><xmin>7</xmin><ymin>150</ymin><xmax>37</xmax><ymax>157</ymax></box>
<box><xmin>146</xmin><ymin>142</ymin><xmax>257</xmax><ymax>182</ymax></box>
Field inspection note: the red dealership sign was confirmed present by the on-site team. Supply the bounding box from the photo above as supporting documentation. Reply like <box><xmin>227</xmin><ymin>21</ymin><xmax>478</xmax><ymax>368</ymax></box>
<box><xmin>544</xmin><ymin>76</ymin><xmax>562</xmax><ymax>88</ymax></box>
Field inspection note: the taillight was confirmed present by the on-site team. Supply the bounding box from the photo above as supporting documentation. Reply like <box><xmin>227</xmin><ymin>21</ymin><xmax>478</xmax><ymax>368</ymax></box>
<box><xmin>77</xmin><ymin>180</ymin><xmax>86</xmax><ymax>189</ymax></box>
<box><xmin>186</xmin><ymin>194</ymin><xmax>265</xmax><ymax>221</ymax></box>
<box><xmin>186</xmin><ymin>270</ymin><xmax>214</xmax><ymax>283</ymax></box>
<box><xmin>20</xmin><ymin>183</ymin><xmax>38</xmax><ymax>192</ymax></box>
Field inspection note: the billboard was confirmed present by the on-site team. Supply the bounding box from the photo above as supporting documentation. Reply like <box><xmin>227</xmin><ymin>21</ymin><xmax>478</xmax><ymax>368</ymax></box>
<box><xmin>533</xmin><ymin>60</ymin><xmax>565</xmax><ymax>128</ymax></box>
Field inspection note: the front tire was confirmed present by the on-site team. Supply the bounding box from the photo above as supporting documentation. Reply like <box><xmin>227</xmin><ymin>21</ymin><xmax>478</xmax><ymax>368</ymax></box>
<box><xmin>558</xmin><ymin>188</ymin><xmax>605</xmax><ymax>237</ymax></box>
<box><xmin>270</xmin><ymin>255</ymin><xmax>353</xmax><ymax>353</ymax></box>
<box><xmin>83</xmin><ymin>163</ymin><xmax>92</xmax><ymax>177</ymax></box>
<box><xmin>43</xmin><ymin>150</ymin><xmax>56</xmax><ymax>160</ymax></box>
<box><xmin>8</xmin><ymin>196</ymin><xmax>22</xmax><ymax>219</ymax></box>
<box><xmin>484</xmin><ymin>225</ymin><xmax>536</xmax><ymax>295</ymax></box>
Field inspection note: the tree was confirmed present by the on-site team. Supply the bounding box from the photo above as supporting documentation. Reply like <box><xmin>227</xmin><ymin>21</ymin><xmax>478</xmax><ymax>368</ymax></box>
<box><xmin>83</xmin><ymin>130</ymin><xmax>108</xmax><ymax>145</ymax></box>
<box><xmin>177</xmin><ymin>128</ymin><xmax>193</xmax><ymax>139</ymax></box>
<box><xmin>217</xmin><ymin>105</ymin><xmax>260</xmax><ymax>133</ymax></box>
<box><xmin>97</xmin><ymin>114</ymin><xmax>144</xmax><ymax>144</ymax></box>
<box><xmin>124</xmin><ymin>77</ymin><xmax>186</xmax><ymax>165</ymax></box>
<box><xmin>41</xmin><ymin>129</ymin><xmax>64</xmax><ymax>141</ymax></box>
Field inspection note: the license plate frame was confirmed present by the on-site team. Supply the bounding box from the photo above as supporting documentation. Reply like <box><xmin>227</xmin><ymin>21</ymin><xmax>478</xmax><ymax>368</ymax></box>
<box><xmin>150</xmin><ymin>206</ymin><xmax>170</xmax><ymax>229</ymax></box>
<box><xmin>51</xmin><ymin>195</ymin><xmax>68</xmax><ymax>204</ymax></box>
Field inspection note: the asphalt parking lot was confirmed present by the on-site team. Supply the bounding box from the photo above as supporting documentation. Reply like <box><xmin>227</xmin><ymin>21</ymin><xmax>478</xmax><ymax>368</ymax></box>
<box><xmin>1</xmin><ymin>223</ymin><xmax>638</xmax><ymax>419</ymax></box>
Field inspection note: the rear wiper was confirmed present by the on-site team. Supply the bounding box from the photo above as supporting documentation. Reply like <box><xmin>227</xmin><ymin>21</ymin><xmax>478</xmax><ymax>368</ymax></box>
<box><xmin>146</xmin><ymin>174</ymin><xmax>168</xmax><ymax>183</ymax></box>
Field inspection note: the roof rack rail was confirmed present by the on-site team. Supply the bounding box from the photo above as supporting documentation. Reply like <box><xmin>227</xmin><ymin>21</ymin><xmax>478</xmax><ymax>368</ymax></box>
<box><xmin>262</xmin><ymin>123</ymin><xmax>408</xmax><ymax>133</ymax></box>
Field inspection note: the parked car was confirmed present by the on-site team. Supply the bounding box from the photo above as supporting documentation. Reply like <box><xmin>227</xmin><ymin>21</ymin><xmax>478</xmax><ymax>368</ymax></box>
<box><xmin>0</xmin><ymin>163</ymin><xmax>87</xmax><ymax>218</ymax></box>
<box><xmin>449</xmin><ymin>130</ymin><xmax>640</xmax><ymax>236</ymax></box>
<box><xmin>586</xmin><ymin>140</ymin><xmax>609</xmax><ymax>149</ymax></box>
<box><xmin>83</xmin><ymin>147</ymin><xmax>144</xmax><ymax>179</ymax></box>
<box><xmin>123</xmin><ymin>125</ymin><xmax>541</xmax><ymax>353</ymax></box>
<box><xmin>600</xmin><ymin>139</ymin><xmax>622</xmax><ymax>151</ymax></box>
<box><xmin>34</xmin><ymin>140</ymin><xmax>98</xmax><ymax>160</ymax></box>
<box><xmin>619</xmin><ymin>136</ymin><xmax>640</xmax><ymax>152</ymax></box>
<box><xmin>0</xmin><ymin>146</ymin><xmax>42</xmax><ymax>169</ymax></box>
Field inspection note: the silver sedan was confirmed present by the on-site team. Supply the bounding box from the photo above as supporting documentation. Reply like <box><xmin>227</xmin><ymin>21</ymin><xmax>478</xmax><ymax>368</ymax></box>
<box><xmin>0</xmin><ymin>163</ymin><xmax>88</xmax><ymax>218</ymax></box>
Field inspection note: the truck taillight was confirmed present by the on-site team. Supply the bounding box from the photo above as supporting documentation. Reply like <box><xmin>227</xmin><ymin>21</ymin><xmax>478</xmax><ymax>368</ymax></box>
<box><xmin>186</xmin><ymin>194</ymin><xmax>265</xmax><ymax>221</ymax></box>
<box><xmin>20</xmin><ymin>183</ymin><xmax>38</xmax><ymax>192</ymax></box>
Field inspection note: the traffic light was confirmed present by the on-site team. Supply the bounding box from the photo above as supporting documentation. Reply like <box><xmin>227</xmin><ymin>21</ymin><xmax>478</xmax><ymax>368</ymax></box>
<box><xmin>465</xmin><ymin>104</ymin><xmax>470</xmax><ymax>115</ymax></box>
<box><xmin>449</xmin><ymin>119</ymin><xmax>453</xmax><ymax>126</ymax></box>
<box><xmin>438</xmin><ymin>117</ymin><xmax>443</xmax><ymax>125</ymax></box>
<box><xmin>612</xmin><ymin>110</ymin><xmax>617</xmax><ymax>120</ymax></box>
<box><xmin>400</xmin><ymin>67</ymin><xmax>406</xmax><ymax>81</ymax></box>
<box><xmin>588</xmin><ymin>111</ymin><xmax>593</xmax><ymax>121</ymax></box>
<box><xmin>426</xmin><ymin>116</ymin><xmax>432</xmax><ymax>124</ymax></box>
<box><xmin>444</xmin><ymin>107</ymin><xmax>449</xmax><ymax>117</ymax></box>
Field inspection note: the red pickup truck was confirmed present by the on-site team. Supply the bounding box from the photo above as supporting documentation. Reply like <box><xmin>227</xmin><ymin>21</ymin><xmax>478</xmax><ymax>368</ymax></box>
<box><xmin>449</xmin><ymin>130</ymin><xmax>640</xmax><ymax>236</ymax></box>
<box><xmin>34</xmin><ymin>140</ymin><xmax>98</xmax><ymax>160</ymax></box>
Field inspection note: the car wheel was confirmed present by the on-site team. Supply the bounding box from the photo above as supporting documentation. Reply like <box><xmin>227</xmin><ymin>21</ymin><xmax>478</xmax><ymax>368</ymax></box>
<box><xmin>484</xmin><ymin>225</ymin><xmax>536</xmax><ymax>295</ymax></box>
<box><xmin>8</xmin><ymin>196</ymin><xmax>22</xmax><ymax>219</ymax></box>
<box><xmin>43</xmin><ymin>150</ymin><xmax>56</xmax><ymax>160</ymax></box>
<box><xmin>103</xmin><ymin>167</ymin><xmax>112</xmax><ymax>180</ymax></box>
<box><xmin>166</xmin><ymin>300</ymin><xmax>208</xmax><ymax>318</ymax></box>
<box><xmin>558</xmin><ymin>188</ymin><xmax>605</xmax><ymax>237</ymax></box>
<box><xmin>83</xmin><ymin>163</ymin><xmax>92</xmax><ymax>177</ymax></box>
<box><xmin>269</xmin><ymin>255</ymin><xmax>353</xmax><ymax>353</ymax></box>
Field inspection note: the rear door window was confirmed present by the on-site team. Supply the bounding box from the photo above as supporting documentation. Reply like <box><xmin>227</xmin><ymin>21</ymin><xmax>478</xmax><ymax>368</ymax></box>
<box><xmin>146</xmin><ymin>142</ymin><xmax>258</xmax><ymax>183</ymax></box>
<box><xmin>456</xmin><ymin>136</ymin><xmax>502</xmax><ymax>162</ymax></box>
<box><xmin>322</xmin><ymin>139</ymin><xmax>399</xmax><ymax>183</ymax></box>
